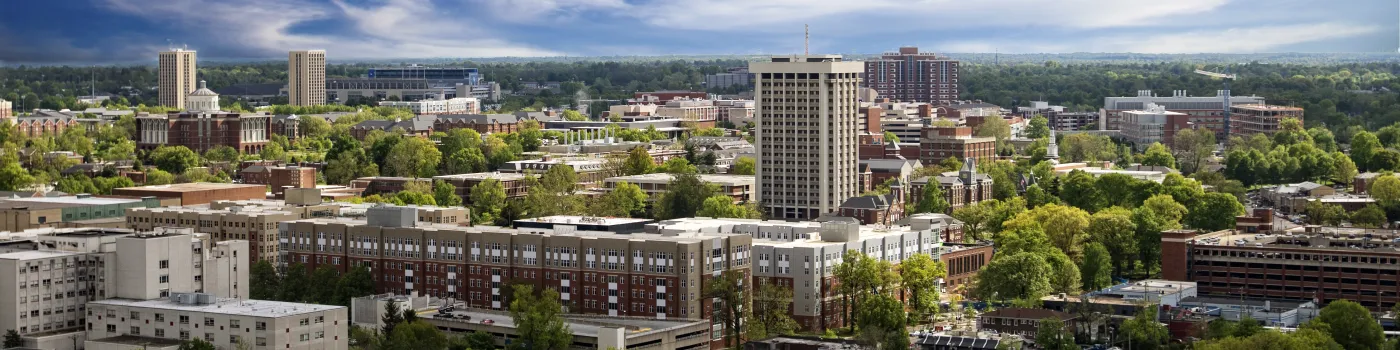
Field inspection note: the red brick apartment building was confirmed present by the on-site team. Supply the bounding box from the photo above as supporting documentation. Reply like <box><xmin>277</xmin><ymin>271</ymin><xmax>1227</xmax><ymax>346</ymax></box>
<box><xmin>1162</xmin><ymin>220</ymin><xmax>1400</xmax><ymax>311</ymax></box>
<box><xmin>919</xmin><ymin>126</ymin><xmax>995</xmax><ymax>166</ymax></box>
<box><xmin>862</xmin><ymin>47</ymin><xmax>961</xmax><ymax>104</ymax></box>
<box><xmin>280</xmin><ymin>208</ymin><xmax>752</xmax><ymax>336</ymax></box>
<box><xmin>110</xmin><ymin>183</ymin><xmax>267</xmax><ymax>206</ymax></box>
<box><xmin>241</xmin><ymin>166</ymin><xmax>316</xmax><ymax>197</ymax></box>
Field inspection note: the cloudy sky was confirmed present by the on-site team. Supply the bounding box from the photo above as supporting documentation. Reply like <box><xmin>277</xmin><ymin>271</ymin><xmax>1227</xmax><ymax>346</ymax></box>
<box><xmin>0</xmin><ymin>0</ymin><xmax>1395</xmax><ymax>64</ymax></box>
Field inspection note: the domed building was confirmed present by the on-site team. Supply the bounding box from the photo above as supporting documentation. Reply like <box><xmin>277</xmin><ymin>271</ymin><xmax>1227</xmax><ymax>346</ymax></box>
<box><xmin>185</xmin><ymin>80</ymin><xmax>220</xmax><ymax>113</ymax></box>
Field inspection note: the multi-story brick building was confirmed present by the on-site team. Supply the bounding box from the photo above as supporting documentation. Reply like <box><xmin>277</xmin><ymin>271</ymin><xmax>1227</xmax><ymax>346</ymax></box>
<box><xmin>650</xmin><ymin>216</ymin><xmax>947</xmax><ymax>332</ymax></box>
<box><xmin>124</xmin><ymin>206</ymin><xmax>297</xmax><ymax>265</ymax></box>
<box><xmin>862</xmin><ymin>47</ymin><xmax>960</xmax><ymax>104</ymax></box>
<box><xmin>111</xmin><ymin>183</ymin><xmax>267</xmax><ymax>206</ymax></box>
<box><xmin>940</xmin><ymin>243</ymin><xmax>993</xmax><ymax>292</ymax></box>
<box><xmin>1161</xmin><ymin>223</ymin><xmax>1400</xmax><ymax>311</ymax></box>
<box><xmin>978</xmin><ymin>308</ymin><xmax>1076</xmax><ymax>338</ymax></box>
<box><xmin>1102</xmin><ymin>90</ymin><xmax>1266</xmax><ymax>132</ymax></box>
<box><xmin>348</xmin><ymin>116</ymin><xmax>435</xmax><ymax>140</ymax></box>
<box><xmin>835</xmin><ymin>192</ymin><xmax>904</xmax><ymax>226</ymax></box>
<box><xmin>910</xmin><ymin>158</ymin><xmax>994</xmax><ymax>213</ymax></box>
<box><xmin>602</xmin><ymin>173</ymin><xmax>755</xmax><ymax>203</ymax></box>
<box><xmin>242</xmin><ymin>166</ymin><xmax>316</xmax><ymax>197</ymax></box>
<box><xmin>432</xmin><ymin>173</ymin><xmax>534</xmax><ymax>206</ymax></box>
<box><xmin>629</xmin><ymin>91</ymin><xmax>707</xmax><ymax>105</ymax></box>
<box><xmin>433</xmin><ymin>114</ymin><xmax>520</xmax><ymax>134</ymax></box>
<box><xmin>278</xmin><ymin>208</ymin><xmax>751</xmax><ymax>334</ymax></box>
<box><xmin>919</xmin><ymin>126</ymin><xmax>995</xmax><ymax>166</ymax></box>
<box><xmin>656</xmin><ymin>99</ymin><xmax>719</xmax><ymax>128</ymax></box>
<box><xmin>1232</xmin><ymin>104</ymin><xmax>1304</xmax><ymax>138</ymax></box>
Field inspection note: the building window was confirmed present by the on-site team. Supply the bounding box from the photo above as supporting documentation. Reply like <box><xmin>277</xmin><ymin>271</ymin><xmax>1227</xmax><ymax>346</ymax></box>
<box><xmin>255</xmin><ymin>322</ymin><xmax>267</xmax><ymax>331</ymax></box>
<box><xmin>155</xmin><ymin>328</ymin><xmax>165</xmax><ymax>337</ymax></box>
<box><xmin>131</xmin><ymin>326</ymin><xmax>141</xmax><ymax>335</ymax></box>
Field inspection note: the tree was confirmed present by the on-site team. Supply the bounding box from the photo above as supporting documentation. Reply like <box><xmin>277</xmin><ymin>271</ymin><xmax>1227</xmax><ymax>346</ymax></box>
<box><xmin>1025</xmin><ymin>183</ymin><xmax>1059</xmax><ymax>208</ymax></box>
<box><xmin>1351</xmin><ymin>131</ymin><xmax>1381</xmax><ymax>171</ymax></box>
<box><xmin>1310</xmin><ymin>299</ymin><xmax>1384</xmax><ymax>350</ymax></box>
<box><xmin>882</xmin><ymin>131</ymin><xmax>900</xmax><ymax>143</ymax></box>
<box><xmin>975</xmin><ymin>114</ymin><xmax>1011</xmax><ymax>141</ymax></box>
<box><xmin>507</xmin><ymin>285</ymin><xmax>572</xmax><ymax>350</ymax></box>
<box><xmin>326</xmin><ymin>149</ymin><xmax>378</xmax><ymax>185</ymax></box>
<box><xmin>974</xmin><ymin>252</ymin><xmax>1052</xmax><ymax>302</ymax></box>
<box><xmin>1195</xmin><ymin>329</ymin><xmax>1342</xmax><ymax>350</ymax></box>
<box><xmin>1234</xmin><ymin>316</ymin><xmax>1264</xmax><ymax>338</ymax></box>
<box><xmin>748</xmin><ymin>279</ymin><xmax>798</xmax><ymax>341</ymax></box>
<box><xmin>1122</xmin><ymin>307</ymin><xmax>1169</xmax><ymax>350</ymax></box>
<box><xmin>259</xmin><ymin>141</ymin><xmax>287</xmax><ymax>161</ymax></box>
<box><xmin>1334</xmin><ymin>152</ymin><xmax>1359</xmax><ymax>185</ymax></box>
<box><xmin>622</xmin><ymin>147</ymin><xmax>654</xmax><ymax>175</ymax></box>
<box><xmin>333</xmin><ymin>266</ymin><xmax>375</xmax><ymax>306</ymax></box>
<box><xmin>1351</xmin><ymin>205</ymin><xmax>1387</xmax><ymax>228</ymax></box>
<box><xmin>178</xmin><ymin>338</ymin><xmax>217</xmax><ymax>350</ymax></box>
<box><xmin>1026</xmin><ymin>115</ymin><xmax>1051</xmax><ymax>139</ymax></box>
<box><xmin>249</xmin><ymin>260</ymin><xmax>280</xmax><ymax>300</ymax></box>
<box><xmin>280</xmin><ymin>263</ymin><xmax>308</xmax><ymax>303</ymax></box>
<box><xmin>1304</xmin><ymin>201</ymin><xmax>1347</xmax><ymax>226</ymax></box>
<box><xmin>307</xmin><ymin>266</ymin><xmax>340</xmax><ymax>304</ymax></box>
<box><xmin>1060</xmin><ymin>170</ymin><xmax>1102</xmax><ymax>212</ymax></box>
<box><xmin>387</xmin><ymin>137</ymin><xmax>442</xmax><ymax>178</ymax></box>
<box><xmin>383</xmin><ymin>321</ymin><xmax>449</xmax><ymax>350</ymax></box>
<box><xmin>433</xmin><ymin>180</ymin><xmax>462</xmax><ymax>207</ymax></box>
<box><xmin>149</xmin><ymin>145</ymin><xmax>201</xmax><ymax>173</ymax></box>
<box><xmin>704</xmin><ymin>270</ymin><xmax>748</xmax><ymax>349</ymax></box>
<box><xmin>1004</xmin><ymin>204</ymin><xmax>1091</xmax><ymax>260</ymax></box>
<box><xmin>1088</xmin><ymin>206</ymin><xmax>1137</xmax><ymax>276</ymax></box>
<box><xmin>470</xmin><ymin>179</ymin><xmax>508</xmax><ymax>225</ymax></box>
<box><xmin>731</xmin><ymin>157</ymin><xmax>756</xmax><ymax>175</ymax></box>
<box><xmin>56</xmin><ymin>175</ymin><xmax>99</xmax><ymax>194</ymax></box>
<box><xmin>299</xmin><ymin>115</ymin><xmax>333</xmax><ymax>139</ymax></box>
<box><xmin>591</xmin><ymin>181</ymin><xmax>648</xmax><ymax>218</ymax></box>
<box><xmin>696</xmin><ymin>195</ymin><xmax>759</xmax><ymax>219</ymax></box>
<box><xmin>899</xmin><ymin>253</ymin><xmax>946</xmax><ymax>319</ymax></box>
<box><xmin>910</xmin><ymin>182</ymin><xmax>950</xmax><ymax>214</ymax></box>
<box><xmin>653</xmin><ymin>173</ymin><xmax>715</xmax><ymax>220</ymax></box>
<box><xmin>203</xmin><ymin>146</ymin><xmax>241</xmax><ymax>163</ymax></box>
<box><xmin>1140</xmin><ymin>143</ymin><xmax>1176</xmax><ymax>168</ymax></box>
<box><xmin>561</xmin><ymin>109</ymin><xmax>587</xmax><ymax>121</ymax></box>
<box><xmin>658</xmin><ymin>157</ymin><xmax>697</xmax><ymax>174</ymax></box>
<box><xmin>144</xmin><ymin>168</ymin><xmax>175</xmax><ymax>186</ymax></box>
<box><xmin>856</xmin><ymin>293</ymin><xmax>909</xmax><ymax>350</ymax></box>
<box><xmin>1080</xmin><ymin>242</ymin><xmax>1113</xmax><ymax>291</ymax></box>
<box><xmin>461</xmin><ymin>331</ymin><xmax>497</xmax><ymax>350</ymax></box>
<box><xmin>1372</xmin><ymin>176</ymin><xmax>1400</xmax><ymax>208</ymax></box>
<box><xmin>1035</xmin><ymin>317</ymin><xmax>1078</xmax><ymax>350</ymax></box>
<box><xmin>524</xmin><ymin>166</ymin><xmax>584</xmax><ymax>217</ymax></box>
<box><xmin>1173</xmin><ymin>128</ymin><xmax>1216</xmax><ymax>174</ymax></box>
<box><xmin>3</xmin><ymin>329</ymin><xmax>21</xmax><ymax>348</ymax></box>
<box><xmin>1186</xmin><ymin>192</ymin><xmax>1245</xmax><ymax>231</ymax></box>
<box><xmin>381</xmin><ymin>300</ymin><xmax>406</xmax><ymax>335</ymax></box>
<box><xmin>1044</xmin><ymin>250</ymin><xmax>1081</xmax><ymax>294</ymax></box>
<box><xmin>443</xmin><ymin>148</ymin><xmax>489</xmax><ymax>175</ymax></box>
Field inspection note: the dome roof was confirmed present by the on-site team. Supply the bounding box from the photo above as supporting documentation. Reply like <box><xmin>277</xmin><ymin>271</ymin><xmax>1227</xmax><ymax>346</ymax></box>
<box><xmin>188</xmin><ymin>80</ymin><xmax>218</xmax><ymax>97</ymax></box>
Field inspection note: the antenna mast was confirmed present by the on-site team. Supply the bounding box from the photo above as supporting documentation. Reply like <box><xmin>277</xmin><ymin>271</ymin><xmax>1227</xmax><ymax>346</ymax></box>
<box><xmin>804</xmin><ymin>24</ymin><xmax>809</xmax><ymax>56</ymax></box>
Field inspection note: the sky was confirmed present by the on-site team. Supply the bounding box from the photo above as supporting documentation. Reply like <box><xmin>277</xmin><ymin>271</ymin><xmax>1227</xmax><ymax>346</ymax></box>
<box><xmin>0</xmin><ymin>0</ymin><xmax>1396</xmax><ymax>64</ymax></box>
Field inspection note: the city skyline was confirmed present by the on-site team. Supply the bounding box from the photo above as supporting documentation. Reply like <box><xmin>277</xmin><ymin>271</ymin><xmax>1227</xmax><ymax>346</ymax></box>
<box><xmin>0</xmin><ymin>0</ymin><xmax>1395</xmax><ymax>64</ymax></box>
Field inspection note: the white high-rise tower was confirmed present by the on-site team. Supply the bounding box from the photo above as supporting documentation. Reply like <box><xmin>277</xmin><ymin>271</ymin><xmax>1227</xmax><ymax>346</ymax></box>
<box><xmin>749</xmin><ymin>55</ymin><xmax>864</xmax><ymax>220</ymax></box>
<box><xmin>158</xmin><ymin>48</ymin><xmax>197</xmax><ymax>108</ymax></box>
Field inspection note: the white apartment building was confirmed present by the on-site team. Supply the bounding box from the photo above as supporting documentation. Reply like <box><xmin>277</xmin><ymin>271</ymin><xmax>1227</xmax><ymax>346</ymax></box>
<box><xmin>750</xmin><ymin>55</ymin><xmax>864</xmax><ymax>220</ymax></box>
<box><xmin>378</xmin><ymin>97</ymin><xmax>480</xmax><ymax>115</ymax></box>
<box><xmin>0</xmin><ymin>228</ymin><xmax>248</xmax><ymax>350</ymax></box>
<box><xmin>86</xmin><ymin>295</ymin><xmax>347</xmax><ymax>350</ymax></box>
<box><xmin>1119</xmin><ymin>103</ymin><xmax>1185</xmax><ymax>150</ymax></box>
<box><xmin>648</xmin><ymin>215</ymin><xmax>947</xmax><ymax>332</ymax></box>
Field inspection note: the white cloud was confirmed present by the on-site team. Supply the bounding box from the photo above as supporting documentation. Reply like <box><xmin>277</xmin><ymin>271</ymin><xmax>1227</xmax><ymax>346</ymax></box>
<box><xmin>473</xmin><ymin>0</ymin><xmax>628</xmax><ymax>23</ymax></box>
<box><xmin>100</xmin><ymin>0</ymin><xmax>561</xmax><ymax>58</ymax></box>
<box><xmin>626</xmin><ymin>0</ymin><xmax>1228</xmax><ymax>32</ymax></box>
<box><xmin>939</xmin><ymin>22</ymin><xmax>1384</xmax><ymax>53</ymax></box>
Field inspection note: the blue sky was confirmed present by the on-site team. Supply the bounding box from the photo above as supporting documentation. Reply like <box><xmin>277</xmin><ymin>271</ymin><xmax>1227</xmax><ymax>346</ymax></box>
<box><xmin>0</xmin><ymin>0</ymin><xmax>1395</xmax><ymax>64</ymax></box>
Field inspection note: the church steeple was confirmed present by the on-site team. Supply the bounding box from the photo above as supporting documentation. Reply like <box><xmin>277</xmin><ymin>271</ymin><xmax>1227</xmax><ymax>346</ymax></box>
<box><xmin>1045</xmin><ymin>127</ymin><xmax>1060</xmax><ymax>164</ymax></box>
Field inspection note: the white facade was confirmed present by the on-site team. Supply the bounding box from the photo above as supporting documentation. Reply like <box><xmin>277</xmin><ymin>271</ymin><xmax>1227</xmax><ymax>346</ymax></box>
<box><xmin>0</xmin><ymin>228</ymin><xmax>248</xmax><ymax>350</ymax></box>
<box><xmin>378</xmin><ymin>97</ymin><xmax>479</xmax><ymax>115</ymax></box>
<box><xmin>87</xmin><ymin>296</ymin><xmax>347</xmax><ymax>350</ymax></box>
<box><xmin>288</xmin><ymin>50</ymin><xmax>328</xmax><ymax>107</ymax></box>
<box><xmin>185</xmin><ymin>81</ymin><xmax>220</xmax><ymax>113</ymax></box>
<box><xmin>750</xmin><ymin>55</ymin><xmax>864</xmax><ymax>220</ymax></box>
<box><xmin>158</xmin><ymin>49</ymin><xmax>197</xmax><ymax>108</ymax></box>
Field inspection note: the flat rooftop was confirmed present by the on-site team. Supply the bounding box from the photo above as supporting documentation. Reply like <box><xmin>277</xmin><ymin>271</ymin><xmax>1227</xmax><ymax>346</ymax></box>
<box><xmin>1179</xmin><ymin>296</ymin><xmax>1312</xmax><ymax>310</ymax></box>
<box><xmin>434</xmin><ymin>172</ymin><xmax>531</xmax><ymax>181</ymax></box>
<box><xmin>4</xmin><ymin>196</ymin><xmax>144</xmax><ymax>206</ymax></box>
<box><xmin>90</xmin><ymin>298</ymin><xmax>344</xmax><ymax>318</ymax></box>
<box><xmin>0</xmin><ymin>250</ymin><xmax>83</xmax><ymax>260</ymax></box>
<box><xmin>1233</xmin><ymin>104</ymin><xmax>1303</xmax><ymax>111</ymax></box>
<box><xmin>1102</xmin><ymin>280</ymin><xmax>1196</xmax><ymax>295</ymax></box>
<box><xmin>519</xmin><ymin>215</ymin><xmax>655</xmax><ymax>226</ymax></box>
<box><xmin>426</xmin><ymin>308</ymin><xmax>704</xmax><ymax>338</ymax></box>
<box><xmin>652</xmin><ymin>217</ymin><xmax>939</xmax><ymax>248</ymax></box>
<box><xmin>294</xmin><ymin>217</ymin><xmax>735</xmax><ymax>243</ymax></box>
<box><xmin>605</xmin><ymin>173</ymin><xmax>755</xmax><ymax>186</ymax></box>
<box><xmin>114</xmin><ymin>182</ymin><xmax>264</xmax><ymax>193</ymax></box>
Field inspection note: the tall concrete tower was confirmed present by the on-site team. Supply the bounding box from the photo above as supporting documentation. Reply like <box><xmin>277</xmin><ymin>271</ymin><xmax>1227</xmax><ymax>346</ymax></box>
<box><xmin>158</xmin><ymin>48</ymin><xmax>197</xmax><ymax>108</ymax></box>
<box><xmin>749</xmin><ymin>55</ymin><xmax>864</xmax><ymax>220</ymax></box>
<box><xmin>288</xmin><ymin>50</ymin><xmax>327</xmax><ymax>106</ymax></box>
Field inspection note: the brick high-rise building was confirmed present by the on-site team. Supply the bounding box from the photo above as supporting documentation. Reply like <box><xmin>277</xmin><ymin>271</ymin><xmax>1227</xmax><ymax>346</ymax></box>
<box><xmin>862</xmin><ymin>47</ymin><xmax>960</xmax><ymax>104</ymax></box>
<box><xmin>278</xmin><ymin>208</ymin><xmax>752</xmax><ymax>326</ymax></box>
<box><xmin>158</xmin><ymin>49</ymin><xmax>198</xmax><ymax>108</ymax></box>
<box><xmin>1232</xmin><ymin>104</ymin><xmax>1304</xmax><ymax>138</ymax></box>
<box><xmin>750</xmin><ymin>55</ymin><xmax>863</xmax><ymax>220</ymax></box>
<box><xmin>919</xmin><ymin>126</ymin><xmax>995</xmax><ymax>166</ymax></box>
<box><xmin>288</xmin><ymin>50</ymin><xmax>327</xmax><ymax>106</ymax></box>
